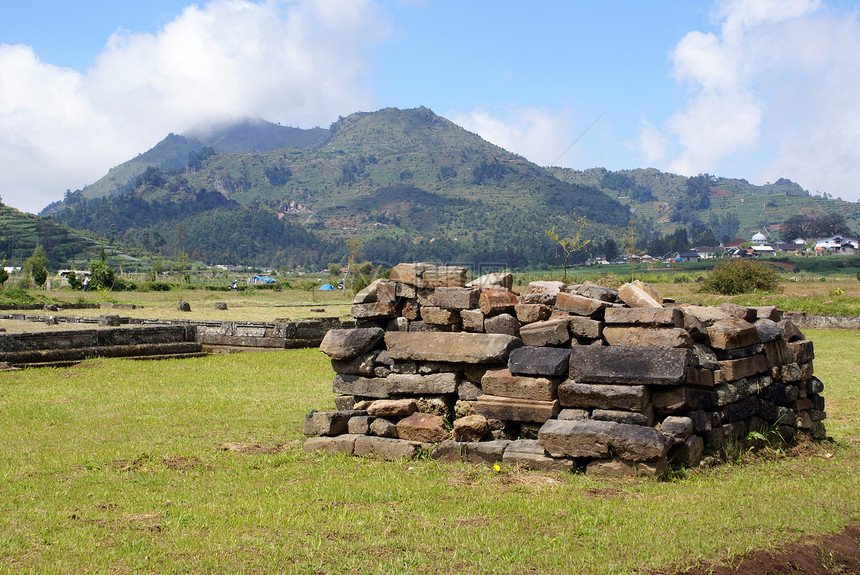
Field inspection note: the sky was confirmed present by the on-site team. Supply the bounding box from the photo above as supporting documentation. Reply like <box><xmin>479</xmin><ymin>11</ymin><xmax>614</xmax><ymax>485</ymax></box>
<box><xmin>1</xmin><ymin>0</ymin><xmax>860</xmax><ymax>214</ymax></box>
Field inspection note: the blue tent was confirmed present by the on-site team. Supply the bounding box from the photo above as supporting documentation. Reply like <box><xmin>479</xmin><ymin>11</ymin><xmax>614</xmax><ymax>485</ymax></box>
<box><xmin>247</xmin><ymin>275</ymin><xmax>277</xmax><ymax>284</ymax></box>
<box><xmin>318</xmin><ymin>283</ymin><xmax>335</xmax><ymax>290</ymax></box>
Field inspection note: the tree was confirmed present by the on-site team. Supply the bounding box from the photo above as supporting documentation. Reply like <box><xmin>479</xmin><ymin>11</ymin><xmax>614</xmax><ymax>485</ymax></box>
<box><xmin>620</xmin><ymin>221</ymin><xmax>639</xmax><ymax>258</ymax></box>
<box><xmin>345</xmin><ymin>238</ymin><xmax>364</xmax><ymax>292</ymax></box>
<box><xmin>24</xmin><ymin>245</ymin><xmax>49</xmax><ymax>289</ymax></box>
<box><xmin>0</xmin><ymin>260</ymin><xmax>8</xmax><ymax>287</ymax></box>
<box><xmin>604</xmin><ymin>238</ymin><xmax>618</xmax><ymax>262</ymax></box>
<box><xmin>544</xmin><ymin>213</ymin><xmax>590</xmax><ymax>283</ymax></box>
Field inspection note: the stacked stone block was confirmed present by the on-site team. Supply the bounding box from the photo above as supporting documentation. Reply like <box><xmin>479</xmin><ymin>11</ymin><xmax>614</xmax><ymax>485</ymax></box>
<box><xmin>304</xmin><ymin>263</ymin><xmax>827</xmax><ymax>476</ymax></box>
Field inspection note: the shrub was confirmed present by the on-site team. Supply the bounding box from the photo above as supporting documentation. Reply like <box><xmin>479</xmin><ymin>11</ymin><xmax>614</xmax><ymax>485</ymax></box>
<box><xmin>699</xmin><ymin>259</ymin><xmax>781</xmax><ymax>295</ymax></box>
<box><xmin>673</xmin><ymin>273</ymin><xmax>690</xmax><ymax>283</ymax></box>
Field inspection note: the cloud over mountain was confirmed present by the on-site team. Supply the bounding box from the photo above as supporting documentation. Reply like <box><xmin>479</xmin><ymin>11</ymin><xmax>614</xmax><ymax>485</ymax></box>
<box><xmin>0</xmin><ymin>0</ymin><xmax>386</xmax><ymax>213</ymax></box>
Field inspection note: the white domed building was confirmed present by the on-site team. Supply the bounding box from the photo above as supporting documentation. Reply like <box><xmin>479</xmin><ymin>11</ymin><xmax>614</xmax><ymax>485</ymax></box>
<box><xmin>751</xmin><ymin>232</ymin><xmax>768</xmax><ymax>245</ymax></box>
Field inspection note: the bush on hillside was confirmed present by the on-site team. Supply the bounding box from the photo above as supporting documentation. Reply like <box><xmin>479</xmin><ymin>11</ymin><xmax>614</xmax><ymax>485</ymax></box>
<box><xmin>700</xmin><ymin>259</ymin><xmax>781</xmax><ymax>295</ymax></box>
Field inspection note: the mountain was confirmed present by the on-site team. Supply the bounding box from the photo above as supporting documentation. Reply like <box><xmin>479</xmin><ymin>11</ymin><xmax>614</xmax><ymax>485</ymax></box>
<box><xmin>45</xmin><ymin>107</ymin><xmax>630</xmax><ymax>269</ymax></box>
<box><xmin>0</xmin><ymin>204</ymin><xmax>135</xmax><ymax>270</ymax></box>
<box><xmin>550</xmin><ymin>167</ymin><xmax>860</xmax><ymax>244</ymax></box>
<box><xmin>40</xmin><ymin>106</ymin><xmax>858</xmax><ymax>269</ymax></box>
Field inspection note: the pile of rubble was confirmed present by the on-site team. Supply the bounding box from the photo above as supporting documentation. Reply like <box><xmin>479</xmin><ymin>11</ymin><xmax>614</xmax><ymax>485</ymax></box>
<box><xmin>303</xmin><ymin>263</ymin><xmax>826</xmax><ymax>475</ymax></box>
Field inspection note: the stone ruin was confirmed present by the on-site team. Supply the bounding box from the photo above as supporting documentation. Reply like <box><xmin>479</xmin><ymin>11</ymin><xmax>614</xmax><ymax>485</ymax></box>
<box><xmin>302</xmin><ymin>263</ymin><xmax>827</xmax><ymax>476</ymax></box>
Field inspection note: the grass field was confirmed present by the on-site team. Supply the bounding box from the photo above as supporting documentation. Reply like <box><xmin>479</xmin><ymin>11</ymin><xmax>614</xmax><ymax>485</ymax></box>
<box><xmin>1</xmin><ymin>330</ymin><xmax>858</xmax><ymax>574</ymax></box>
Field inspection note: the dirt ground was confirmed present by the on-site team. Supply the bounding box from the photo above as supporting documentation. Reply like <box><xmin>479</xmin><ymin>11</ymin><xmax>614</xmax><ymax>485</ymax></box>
<box><xmin>663</xmin><ymin>523</ymin><xmax>860</xmax><ymax>575</ymax></box>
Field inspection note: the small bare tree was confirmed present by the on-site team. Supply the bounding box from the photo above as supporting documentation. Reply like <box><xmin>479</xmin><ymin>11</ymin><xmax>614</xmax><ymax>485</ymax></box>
<box><xmin>544</xmin><ymin>213</ymin><xmax>591</xmax><ymax>283</ymax></box>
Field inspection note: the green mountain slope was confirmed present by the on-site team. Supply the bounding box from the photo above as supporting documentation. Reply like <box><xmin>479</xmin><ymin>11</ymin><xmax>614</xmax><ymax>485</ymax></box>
<box><xmin>42</xmin><ymin>106</ymin><xmax>858</xmax><ymax>269</ymax></box>
<box><xmin>46</xmin><ymin>107</ymin><xmax>631</xmax><ymax>268</ymax></box>
<box><xmin>0</xmin><ymin>204</ymin><xmax>119</xmax><ymax>270</ymax></box>
<box><xmin>551</xmin><ymin>167</ymin><xmax>860</xmax><ymax>243</ymax></box>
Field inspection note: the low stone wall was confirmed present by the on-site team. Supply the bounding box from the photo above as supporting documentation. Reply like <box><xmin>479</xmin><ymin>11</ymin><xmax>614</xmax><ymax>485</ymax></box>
<box><xmin>304</xmin><ymin>263</ymin><xmax>827</xmax><ymax>476</ymax></box>
<box><xmin>0</xmin><ymin>314</ymin><xmax>349</xmax><ymax>365</ymax></box>
<box><xmin>786</xmin><ymin>313</ymin><xmax>860</xmax><ymax>331</ymax></box>
<box><xmin>0</xmin><ymin>324</ymin><xmax>203</xmax><ymax>366</ymax></box>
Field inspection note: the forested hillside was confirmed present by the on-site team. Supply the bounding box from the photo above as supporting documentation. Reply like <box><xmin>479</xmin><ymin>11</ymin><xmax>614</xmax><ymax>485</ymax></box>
<box><xmin>38</xmin><ymin>107</ymin><xmax>859</xmax><ymax>270</ymax></box>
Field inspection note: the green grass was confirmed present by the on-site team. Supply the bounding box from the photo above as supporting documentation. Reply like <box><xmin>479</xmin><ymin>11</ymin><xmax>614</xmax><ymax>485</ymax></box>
<box><xmin>1</xmin><ymin>331</ymin><xmax>858</xmax><ymax>573</ymax></box>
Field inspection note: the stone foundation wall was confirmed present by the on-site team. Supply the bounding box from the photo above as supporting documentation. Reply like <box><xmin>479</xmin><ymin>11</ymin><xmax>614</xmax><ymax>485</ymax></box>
<box><xmin>304</xmin><ymin>263</ymin><xmax>827</xmax><ymax>476</ymax></box>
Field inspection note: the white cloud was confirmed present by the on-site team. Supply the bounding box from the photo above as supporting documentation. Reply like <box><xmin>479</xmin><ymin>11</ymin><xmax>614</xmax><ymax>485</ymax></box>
<box><xmin>0</xmin><ymin>0</ymin><xmax>387</xmax><ymax>213</ymax></box>
<box><xmin>656</xmin><ymin>0</ymin><xmax>860</xmax><ymax>201</ymax></box>
<box><xmin>635</xmin><ymin>117</ymin><xmax>668</xmax><ymax>165</ymax></box>
<box><xmin>452</xmin><ymin>107</ymin><xmax>576</xmax><ymax>167</ymax></box>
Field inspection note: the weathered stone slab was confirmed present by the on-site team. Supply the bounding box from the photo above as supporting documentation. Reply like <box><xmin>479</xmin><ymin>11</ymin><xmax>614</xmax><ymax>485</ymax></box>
<box><xmin>508</xmin><ymin>346</ymin><xmax>571</xmax><ymax>377</ymax></box>
<box><xmin>420</xmin><ymin>307</ymin><xmax>461</xmax><ymax>326</ymax></box>
<box><xmin>558</xmin><ymin>382</ymin><xmax>650</xmax><ymax>411</ymax></box>
<box><xmin>453</xmin><ymin>414</ymin><xmax>488</xmax><ymax>442</ymax></box>
<box><xmin>429</xmin><ymin>287</ymin><xmax>481</xmax><ymax>310</ymax></box>
<box><xmin>706</xmin><ymin>317</ymin><xmax>761</xmax><ymax>350</ymax></box>
<box><xmin>592</xmin><ymin>406</ymin><xmax>654</xmax><ymax>426</ymax></box>
<box><xmin>353</xmin><ymin>436</ymin><xmax>422</xmax><ymax>460</ymax></box>
<box><xmin>353</xmin><ymin>280</ymin><xmax>380</xmax><ymax>304</ymax></box>
<box><xmin>302</xmin><ymin>409</ymin><xmax>366</xmax><ymax>436</ymax></box>
<box><xmin>460</xmin><ymin>309</ymin><xmax>484</xmax><ymax>332</ymax></box>
<box><xmin>718</xmin><ymin>354</ymin><xmax>770</xmax><ymax>381</ymax></box>
<box><xmin>519</xmin><ymin>319</ymin><xmax>570</xmax><ymax>347</ymax></box>
<box><xmin>478</xmin><ymin>288</ymin><xmax>520</xmax><ymax>316</ymax></box>
<box><xmin>788</xmin><ymin>340</ymin><xmax>815</xmax><ymax>364</ymax></box>
<box><xmin>320</xmin><ymin>327</ymin><xmax>385</xmax><ymax>360</ymax></box>
<box><xmin>652</xmin><ymin>387</ymin><xmax>718</xmax><ymax>415</ymax></box>
<box><xmin>603</xmin><ymin>326</ymin><xmax>693</xmax><ymax>348</ymax></box>
<box><xmin>401</xmin><ymin>299</ymin><xmax>420</xmax><ymax>321</ymax></box>
<box><xmin>331</xmin><ymin>351</ymin><xmax>378</xmax><ymax>377</ymax></box>
<box><xmin>367</xmin><ymin>398</ymin><xmax>418</xmax><ymax>417</ymax></box>
<box><xmin>555</xmin><ymin>292</ymin><xmax>608</xmax><ymax>317</ymax></box>
<box><xmin>778</xmin><ymin>319</ymin><xmax>805</xmax><ymax>342</ymax></box>
<box><xmin>660</xmin><ymin>416</ymin><xmax>694</xmax><ymax>444</ymax></box>
<box><xmin>483</xmin><ymin>313</ymin><xmax>520</xmax><ymax>337</ymax></box>
<box><xmin>764</xmin><ymin>339</ymin><xmax>793</xmax><ymax>366</ymax></box>
<box><xmin>574</xmin><ymin>281</ymin><xmax>619</xmax><ymax>303</ymax></box>
<box><xmin>685</xmin><ymin>367</ymin><xmax>715</xmax><ymax>388</ymax></box>
<box><xmin>538</xmin><ymin>419</ymin><xmax>669</xmax><ymax>461</ymax></box>
<box><xmin>481</xmin><ymin>368</ymin><xmax>559</xmax><ymax>401</ymax></box>
<box><xmin>753</xmin><ymin>306</ymin><xmax>783</xmax><ymax>322</ymax></box>
<box><xmin>754</xmin><ymin>319</ymin><xmax>784</xmax><ymax>343</ymax></box>
<box><xmin>607</xmin><ymin>422</ymin><xmax>671</xmax><ymax>461</ymax></box>
<box><xmin>720</xmin><ymin>396</ymin><xmax>760</xmax><ymax>423</ymax></box>
<box><xmin>618</xmin><ymin>283</ymin><xmax>663</xmax><ymax>308</ymax></box>
<box><xmin>669</xmin><ymin>435</ymin><xmax>704</xmax><ymax>467</ymax></box>
<box><xmin>714</xmin><ymin>375</ymin><xmax>772</xmax><ymax>406</ymax></box>
<box><xmin>567</xmin><ymin>316</ymin><xmax>604</xmax><ymax>339</ymax></box>
<box><xmin>385</xmin><ymin>331</ymin><xmax>521</xmax><ymax>364</ymax></box>
<box><xmin>351</xmin><ymin>301</ymin><xmax>397</xmax><ymax>319</ymax></box>
<box><xmin>520</xmin><ymin>292</ymin><xmax>556</xmax><ymax>306</ymax></box>
<box><xmin>374</xmin><ymin>280</ymin><xmax>397</xmax><ymax>303</ymax></box>
<box><xmin>467</xmin><ymin>272</ymin><xmax>513</xmax><ymax>291</ymax></box>
<box><xmin>514</xmin><ymin>303</ymin><xmax>552</xmax><ymax>324</ymax></box>
<box><xmin>332</xmin><ymin>372</ymin><xmax>459</xmax><ymax>398</ymax></box>
<box><xmin>586</xmin><ymin>457</ymin><xmax>666</xmax><ymax>477</ymax></box>
<box><xmin>475</xmin><ymin>395</ymin><xmax>560</xmax><ymax>423</ymax></box>
<box><xmin>430</xmin><ymin>440</ymin><xmax>510</xmax><ymax>465</ymax></box>
<box><xmin>604</xmin><ymin>307</ymin><xmax>682</xmax><ymax>327</ymax></box>
<box><xmin>303</xmin><ymin>435</ymin><xmax>358</xmax><ymax>455</ymax></box>
<box><xmin>720</xmin><ymin>302</ymin><xmax>757</xmax><ymax>322</ymax></box>
<box><xmin>715</xmin><ymin>343</ymin><xmax>765</xmax><ymax>361</ymax></box>
<box><xmin>527</xmin><ymin>281</ymin><xmax>567</xmax><ymax>297</ymax></box>
<box><xmin>557</xmin><ymin>408</ymin><xmax>589</xmax><ymax>420</ymax></box>
<box><xmin>502</xmin><ymin>439</ymin><xmax>574</xmax><ymax>472</ymax></box>
<box><xmin>396</xmin><ymin>412</ymin><xmax>449</xmax><ymax>443</ymax></box>
<box><xmin>538</xmin><ymin>419</ymin><xmax>613</xmax><ymax>458</ymax></box>
<box><xmin>680</xmin><ymin>305</ymin><xmax>732</xmax><ymax>325</ymax></box>
<box><xmin>389</xmin><ymin>263</ymin><xmax>467</xmax><ymax>288</ymax></box>
<box><xmin>347</xmin><ymin>416</ymin><xmax>373</xmax><ymax>435</ymax></box>
<box><xmin>568</xmin><ymin>346</ymin><xmax>689</xmax><ymax>386</ymax></box>
<box><xmin>689</xmin><ymin>344</ymin><xmax>720</xmax><ymax>369</ymax></box>
<box><xmin>369</xmin><ymin>417</ymin><xmax>398</xmax><ymax>438</ymax></box>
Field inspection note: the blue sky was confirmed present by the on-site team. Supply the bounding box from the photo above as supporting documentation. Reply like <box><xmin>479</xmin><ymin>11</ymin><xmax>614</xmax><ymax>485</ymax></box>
<box><xmin>1</xmin><ymin>0</ymin><xmax>859</xmax><ymax>213</ymax></box>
